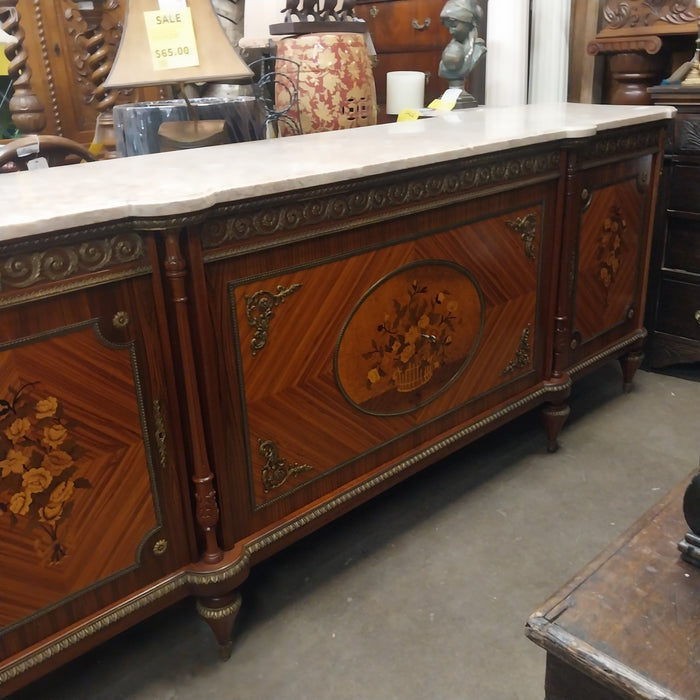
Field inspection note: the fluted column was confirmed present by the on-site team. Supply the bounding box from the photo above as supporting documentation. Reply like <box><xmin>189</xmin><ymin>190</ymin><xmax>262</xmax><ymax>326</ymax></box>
<box><xmin>484</xmin><ymin>0</ymin><xmax>530</xmax><ymax>107</ymax></box>
<box><xmin>529</xmin><ymin>0</ymin><xmax>571</xmax><ymax>104</ymax></box>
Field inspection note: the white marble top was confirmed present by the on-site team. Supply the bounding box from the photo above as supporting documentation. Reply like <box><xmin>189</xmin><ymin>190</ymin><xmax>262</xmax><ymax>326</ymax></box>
<box><xmin>0</xmin><ymin>103</ymin><xmax>675</xmax><ymax>242</ymax></box>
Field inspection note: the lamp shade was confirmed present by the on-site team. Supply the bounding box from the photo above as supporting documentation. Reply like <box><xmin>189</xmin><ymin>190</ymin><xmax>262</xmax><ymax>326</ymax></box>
<box><xmin>104</xmin><ymin>0</ymin><xmax>253</xmax><ymax>89</ymax></box>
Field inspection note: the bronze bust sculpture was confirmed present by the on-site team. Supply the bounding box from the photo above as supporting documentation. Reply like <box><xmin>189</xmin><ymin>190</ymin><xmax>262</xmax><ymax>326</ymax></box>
<box><xmin>438</xmin><ymin>0</ymin><xmax>486</xmax><ymax>108</ymax></box>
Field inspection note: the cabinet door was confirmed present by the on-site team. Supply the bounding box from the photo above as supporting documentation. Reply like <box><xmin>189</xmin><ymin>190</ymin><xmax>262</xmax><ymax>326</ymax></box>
<box><xmin>193</xmin><ymin>180</ymin><xmax>557</xmax><ymax>542</ymax></box>
<box><xmin>0</xmin><ymin>231</ymin><xmax>192</xmax><ymax>687</ymax></box>
<box><xmin>565</xmin><ymin>153</ymin><xmax>656</xmax><ymax>368</ymax></box>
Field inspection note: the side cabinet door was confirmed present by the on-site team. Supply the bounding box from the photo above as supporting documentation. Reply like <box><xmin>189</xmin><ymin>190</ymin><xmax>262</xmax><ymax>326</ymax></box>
<box><xmin>0</xmin><ymin>231</ymin><xmax>191</xmax><ymax>686</ymax></box>
<box><xmin>566</xmin><ymin>151</ymin><xmax>657</xmax><ymax>367</ymax></box>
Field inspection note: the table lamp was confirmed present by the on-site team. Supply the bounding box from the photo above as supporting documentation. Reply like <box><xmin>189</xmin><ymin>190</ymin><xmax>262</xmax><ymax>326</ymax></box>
<box><xmin>104</xmin><ymin>0</ymin><xmax>253</xmax><ymax>150</ymax></box>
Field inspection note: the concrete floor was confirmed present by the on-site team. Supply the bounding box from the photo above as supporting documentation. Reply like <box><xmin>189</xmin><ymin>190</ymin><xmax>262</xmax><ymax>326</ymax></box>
<box><xmin>10</xmin><ymin>363</ymin><xmax>699</xmax><ymax>700</ymax></box>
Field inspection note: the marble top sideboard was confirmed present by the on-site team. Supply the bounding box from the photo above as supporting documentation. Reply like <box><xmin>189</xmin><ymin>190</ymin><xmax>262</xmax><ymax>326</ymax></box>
<box><xmin>0</xmin><ymin>103</ymin><xmax>675</xmax><ymax>241</ymax></box>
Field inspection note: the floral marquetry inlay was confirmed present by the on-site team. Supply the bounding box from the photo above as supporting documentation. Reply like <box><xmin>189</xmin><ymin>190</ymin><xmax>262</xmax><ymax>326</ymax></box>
<box><xmin>336</xmin><ymin>262</ymin><xmax>484</xmax><ymax>416</ymax></box>
<box><xmin>0</xmin><ymin>383</ymin><xmax>92</xmax><ymax>565</ymax></box>
<box><xmin>598</xmin><ymin>206</ymin><xmax>627</xmax><ymax>306</ymax></box>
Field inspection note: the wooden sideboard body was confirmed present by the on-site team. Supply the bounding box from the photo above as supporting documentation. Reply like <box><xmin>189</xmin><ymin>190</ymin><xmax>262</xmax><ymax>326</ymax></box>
<box><xmin>0</xmin><ymin>104</ymin><xmax>671</xmax><ymax>694</ymax></box>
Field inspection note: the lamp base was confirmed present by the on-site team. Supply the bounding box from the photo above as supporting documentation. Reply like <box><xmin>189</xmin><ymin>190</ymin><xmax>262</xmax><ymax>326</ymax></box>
<box><xmin>158</xmin><ymin>119</ymin><xmax>229</xmax><ymax>152</ymax></box>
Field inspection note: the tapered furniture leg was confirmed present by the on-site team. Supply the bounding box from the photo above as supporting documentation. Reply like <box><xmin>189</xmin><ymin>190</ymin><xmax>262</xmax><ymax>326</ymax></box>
<box><xmin>619</xmin><ymin>349</ymin><xmax>644</xmax><ymax>393</ymax></box>
<box><xmin>542</xmin><ymin>401</ymin><xmax>571</xmax><ymax>453</ymax></box>
<box><xmin>196</xmin><ymin>591</ymin><xmax>242</xmax><ymax>660</ymax></box>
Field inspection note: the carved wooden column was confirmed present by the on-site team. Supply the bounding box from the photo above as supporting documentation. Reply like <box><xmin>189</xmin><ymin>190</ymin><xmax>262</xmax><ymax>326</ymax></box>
<box><xmin>73</xmin><ymin>0</ymin><xmax>118</xmax><ymax>157</ymax></box>
<box><xmin>588</xmin><ymin>0</ymin><xmax>698</xmax><ymax>105</ymax></box>
<box><xmin>0</xmin><ymin>0</ymin><xmax>46</xmax><ymax>133</ymax></box>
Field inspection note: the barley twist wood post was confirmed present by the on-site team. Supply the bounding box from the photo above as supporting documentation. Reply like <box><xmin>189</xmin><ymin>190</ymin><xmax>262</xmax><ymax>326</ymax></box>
<box><xmin>73</xmin><ymin>0</ymin><xmax>119</xmax><ymax>157</ymax></box>
<box><xmin>0</xmin><ymin>0</ymin><xmax>46</xmax><ymax>133</ymax></box>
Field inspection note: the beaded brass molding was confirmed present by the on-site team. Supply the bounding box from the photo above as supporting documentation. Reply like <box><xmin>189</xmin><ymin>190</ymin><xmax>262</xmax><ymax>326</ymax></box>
<box><xmin>506</xmin><ymin>213</ymin><xmax>538</xmax><ymax>260</ymax></box>
<box><xmin>258</xmin><ymin>439</ymin><xmax>315</xmax><ymax>493</ymax></box>
<box><xmin>568</xmin><ymin>330</ymin><xmax>646</xmax><ymax>378</ymax></box>
<box><xmin>0</xmin><ymin>233</ymin><xmax>146</xmax><ymax>291</ymax></box>
<box><xmin>244</xmin><ymin>283</ymin><xmax>302</xmax><ymax>356</ymax></box>
<box><xmin>153</xmin><ymin>400</ymin><xmax>167</xmax><ymax>470</ymax></box>
<box><xmin>195</xmin><ymin>593</ymin><xmax>242</xmax><ymax>621</ymax></box>
<box><xmin>200</xmin><ymin>150</ymin><xmax>561</xmax><ymax>251</ymax></box>
<box><xmin>502</xmin><ymin>325</ymin><xmax>532</xmax><ymax>374</ymax></box>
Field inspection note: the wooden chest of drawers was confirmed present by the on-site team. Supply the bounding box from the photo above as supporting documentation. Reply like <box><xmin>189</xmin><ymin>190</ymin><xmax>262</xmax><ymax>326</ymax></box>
<box><xmin>647</xmin><ymin>86</ymin><xmax>700</xmax><ymax>367</ymax></box>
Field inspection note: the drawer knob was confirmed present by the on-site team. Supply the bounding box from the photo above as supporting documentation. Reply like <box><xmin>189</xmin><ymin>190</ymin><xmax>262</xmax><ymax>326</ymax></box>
<box><xmin>695</xmin><ymin>310</ymin><xmax>700</xmax><ymax>325</ymax></box>
<box><xmin>412</xmin><ymin>17</ymin><xmax>431</xmax><ymax>30</ymax></box>
<box><xmin>369</xmin><ymin>5</ymin><xmax>378</xmax><ymax>18</ymax></box>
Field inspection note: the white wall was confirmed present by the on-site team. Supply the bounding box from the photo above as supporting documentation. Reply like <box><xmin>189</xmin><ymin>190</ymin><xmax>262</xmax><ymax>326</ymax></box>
<box><xmin>529</xmin><ymin>0</ymin><xmax>571</xmax><ymax>104</ymax></box>
<box><xmin>485</xmin><ymin>0</ymin><xmax>530</xmax><ymax>107</ymax></box>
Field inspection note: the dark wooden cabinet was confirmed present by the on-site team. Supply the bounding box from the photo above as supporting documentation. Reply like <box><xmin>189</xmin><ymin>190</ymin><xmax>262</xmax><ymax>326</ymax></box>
<box><xmin>646</xmin><ymin>86</ymin><xmax>700</xmax><ymax>367</ymax></box>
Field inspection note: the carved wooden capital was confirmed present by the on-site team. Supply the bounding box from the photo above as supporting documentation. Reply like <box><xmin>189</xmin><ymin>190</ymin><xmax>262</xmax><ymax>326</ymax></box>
<box><xmin>587</xmin><ymin>35</ymin><xmax>664</xmax><ymax>56</ymax></box>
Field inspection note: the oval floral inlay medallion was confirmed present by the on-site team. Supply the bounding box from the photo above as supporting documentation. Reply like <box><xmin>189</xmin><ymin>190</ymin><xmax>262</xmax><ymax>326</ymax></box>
<box><xmin>335</xmin><ymin>261</ymin><xmax>484</xmax><ymax>416</ymax></box>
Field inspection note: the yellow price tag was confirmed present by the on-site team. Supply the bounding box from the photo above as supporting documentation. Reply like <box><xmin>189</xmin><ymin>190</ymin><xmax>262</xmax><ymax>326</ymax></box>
<box><xmin>428</xmin><ymin>99</ymin><xmax>455</xmax><ymax>112</ymax></box>
<box><xmin>396</xmin><ymin>109</ymin><xmax>420</xmax><ymax>122</ymax></box>
<box><xmin>143</xmin><ymin>7</ymin><xmax>199</xmax><ymax>71</ymax></box>
<box><xmin>0</xmin><ymin>45</ymin><xmax>10</xmax><ymax>76</ymax></box>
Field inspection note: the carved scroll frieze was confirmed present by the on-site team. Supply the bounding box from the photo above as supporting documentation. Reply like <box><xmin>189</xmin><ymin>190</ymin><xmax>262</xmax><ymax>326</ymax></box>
<box><xmin>506</xmin><ymin>213</ymin><xmax>538</xmax><ymax>260</ymax></box>
<box><xmin>502</xmin><ymin>325</ymin><xmax>532</xmax><ymax>375</ymax></box>
<box><xmin>601</xmin><ymin>0</ymin><xmax>696</xmax><ymax>31</ymax></box>
<box><xmin>580</xmin><ymin>126</ymin><xmax>660</xmax><ymax>163</ymax></box>
<box><xmin>0</xmin><ymin>233</ymin><xmax>146</xmax><ymax>291</ymax></box>
<box><xmin>200</xmin><ymin>151</ymin><xmax>560</xmax><ymax>250</ymax></box>
<box><xmin>244</xmin><ymin>283</ymin><xmax>302</xmax><ymax>356</ymax></box>
<box><xmin>258</xmin><ymin>439</ymin><xmax>314</xmax><ymax>493</ymax></box>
